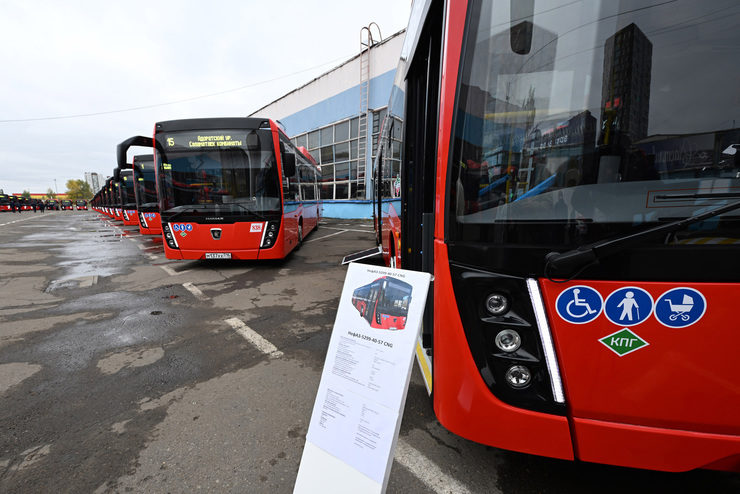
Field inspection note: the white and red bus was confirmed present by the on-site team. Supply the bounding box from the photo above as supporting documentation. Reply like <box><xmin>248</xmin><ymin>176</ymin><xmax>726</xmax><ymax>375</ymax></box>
<box><xmin>351</xmin><ymin>276</ymin><xmax>412</xmax><ymax>330</ymax></box>
<box><xmin>154</xmin><ymin>118</ymin><xmax>320</xmax><ymax>260</ymax></box>
<box><xmin>117</xmin><ymin>136</ymin><xmax>162</xmax><ymax>235</ymax></box>
<box><xmin>374</xmin><ymin>0</ymin><xmax>740</xmax><ymax>472</ymax></box>
<box><xmin>115</xmin><ymin>168</ymin><xmax>139</xmax><ymax>227</ymax></box>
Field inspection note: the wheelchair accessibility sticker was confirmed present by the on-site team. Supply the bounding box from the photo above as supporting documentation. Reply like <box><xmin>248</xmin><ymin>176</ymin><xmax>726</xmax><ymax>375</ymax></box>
<box><xmin>654</xmin><ymin>287</ymin><xmax>706</xmax><ymax>328</ymax></box>
<box><xmin>556</xmin><ymin>286</ymin><xmax>603</xmax><ymax>324</ymax></box>
<box><xmin>604</xmin><ymin>287</ymin><xmax>653</xmax><ymax>326</ymax></box>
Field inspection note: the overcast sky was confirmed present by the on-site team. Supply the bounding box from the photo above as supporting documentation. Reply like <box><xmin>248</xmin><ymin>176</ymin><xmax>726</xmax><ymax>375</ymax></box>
<box><xmin>0</xmin><ymin>0</ymin><xmax>411</xmax><ymax>195</ymax></box>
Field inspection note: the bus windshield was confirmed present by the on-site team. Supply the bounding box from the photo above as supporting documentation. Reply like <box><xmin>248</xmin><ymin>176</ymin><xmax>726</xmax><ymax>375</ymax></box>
<box><xmin>120</xmin><ymin>171</ymin><xmax>136</xmax><ymax>206</ymax></box>
<box><xmin>449</xmin><ymin>1</ymin><xmax>740</xmax><ymax>257</ymax></box>
<box><xmin>156</xmin><ymin>129</ymin><xmax>281</xmax><ymax>216</ymax></box>
<box><xmin>133</xmin><ymin>156</ymin><xmax>158</xmax><ymax>207</ymax></box>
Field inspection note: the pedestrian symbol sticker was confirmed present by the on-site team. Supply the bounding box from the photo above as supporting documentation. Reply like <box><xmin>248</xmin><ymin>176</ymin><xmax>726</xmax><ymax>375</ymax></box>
<box><xmin>604</xmin><ymin>287</ymin><xmax>653</xmax><ymax>326</ymax></box>
<box><xmin>555</xmin><ymin>285</ymin><xmax>603</xmax><ymax>324</ymax></box>
<box><xmin>654</xmin><ymin>287</ymin><xmax>706</xmax><ymax>328</ymax></box>
<box><xmin>599</xmin><ymin>328</ymin><xmax>649</xmax><ymax>357</ymax></box>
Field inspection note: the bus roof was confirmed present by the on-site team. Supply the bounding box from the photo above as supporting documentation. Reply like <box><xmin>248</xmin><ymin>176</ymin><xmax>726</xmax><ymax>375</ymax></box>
<box><xmin>155</xmin><ymin>117</ymin><xmax>271</xmax><ymax>133</ymax></box>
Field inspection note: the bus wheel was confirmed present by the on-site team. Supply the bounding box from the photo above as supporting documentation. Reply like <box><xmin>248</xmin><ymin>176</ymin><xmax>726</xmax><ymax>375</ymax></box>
<box><xmin>298</xmin><ymin>221</ymin><xmax>303</xmax><ymax>247</ymax></box>
<box><xmin>389</xmin><ymin>241</ymin><xmax>397</xmax><ymax>269</ymax></box>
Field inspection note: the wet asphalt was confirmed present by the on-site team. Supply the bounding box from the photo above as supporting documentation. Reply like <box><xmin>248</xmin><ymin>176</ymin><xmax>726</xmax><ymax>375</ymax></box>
<box><xmin>0</xmin><ymin>210</ymin><xmax>738</xmax><ymax>493</ymax></box>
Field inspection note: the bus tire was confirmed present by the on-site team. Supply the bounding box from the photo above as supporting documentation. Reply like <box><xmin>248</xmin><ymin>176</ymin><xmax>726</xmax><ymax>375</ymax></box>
<box><xmin>297</xmin><ymin>221</ymin><xmax>303</xmax><ymax>248</ymax></box>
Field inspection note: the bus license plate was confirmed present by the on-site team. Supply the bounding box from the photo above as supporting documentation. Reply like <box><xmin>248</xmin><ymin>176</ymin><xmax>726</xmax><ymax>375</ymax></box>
<box><xmin>205</xmin><ymin>253</ymin><xmax>232</xmax><ymax>259</ymax></box>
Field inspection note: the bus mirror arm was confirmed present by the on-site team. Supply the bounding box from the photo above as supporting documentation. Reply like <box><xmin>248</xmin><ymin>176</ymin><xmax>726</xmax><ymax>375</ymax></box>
<box><xmin>545</xmin><ymin>198</ymin><xmax>740</xmax><ymax>279</ymax></box>
<box><xmin>117</xmin><ymin>136</ymin><xmax>154</xmax><ymax>169</ymax></box>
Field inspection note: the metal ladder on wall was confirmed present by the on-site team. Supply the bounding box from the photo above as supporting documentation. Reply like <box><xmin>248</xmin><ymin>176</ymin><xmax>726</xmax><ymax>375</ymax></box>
<box><xmin>358</xmin><ymin>24</ymin><xmax>381</xmax><ymax>198</ymax></box>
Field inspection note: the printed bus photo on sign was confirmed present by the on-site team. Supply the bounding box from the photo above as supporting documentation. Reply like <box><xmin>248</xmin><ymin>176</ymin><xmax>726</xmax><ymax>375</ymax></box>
<box><xmin>351</xmin><ymin>276</ymin><xmax>412</xmax><ymax>331</ymax></box>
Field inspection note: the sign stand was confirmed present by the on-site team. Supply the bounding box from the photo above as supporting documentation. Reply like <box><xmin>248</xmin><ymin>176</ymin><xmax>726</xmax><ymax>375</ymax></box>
<box><xmin>294</xmin><ymin>263</ymin><xmax>432</xmax><ymax>493</ymax></box>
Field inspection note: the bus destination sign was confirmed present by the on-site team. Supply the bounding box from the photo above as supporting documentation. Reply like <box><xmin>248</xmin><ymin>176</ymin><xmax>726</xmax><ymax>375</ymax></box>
<box><xmin>164</xmin><ymin>131</ymin><xmax>248</xmax><ymax>150</ymax></box>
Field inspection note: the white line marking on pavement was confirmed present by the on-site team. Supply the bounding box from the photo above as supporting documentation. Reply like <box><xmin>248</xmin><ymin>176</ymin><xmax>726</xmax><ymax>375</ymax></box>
<box><xmin>159</xmin><ymin>264</ymin><xmax>191</xmax><ymax>276</ymax></box>
<box><xmin>320</xmin><ymin>226</ymin><xmax>374</xmax><ymax>233</ymax></box>
<box><xmin>0</xmin><ymin>212</ymin><xmax>61</xmax><ymax>226</ymax></box>
<box><xmin>394</xmin><ymin>439</ymin><xmax>475</xmax><ymax>494</ymax></box>
<box><xmin>304</xmin><ymin>230</ymin><xmax>347</xmax><ymax>244</ymax></box>
<box><xmin>160</xmin><ymin>265</ymin><xmax>178</xmax><ymax>276</ymax></box>
<box><xmin>182</xmin><ymin>282</ymin><xmax>209</xmax><ymax>301</ymax></box>
<box><xmin>225</xmin><ymin>317</ymin><xmax>283</xmax><ymax>358</ymax></box>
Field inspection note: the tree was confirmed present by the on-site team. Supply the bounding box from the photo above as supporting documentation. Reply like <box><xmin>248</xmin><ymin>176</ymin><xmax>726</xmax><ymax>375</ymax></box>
<box><xmin>46</xmin><ymin>188</ymin><xmax>57</xmax><ymax>199</ymax></box>
<box><xmin>21</xmin><ymin>190</ymin><xmax>31</xmax><ymax>199</ymax></box>
<box><xmin>65</xmin><ymin>179</ymin><xmax>93</xmax><ymax>201</ymax></box>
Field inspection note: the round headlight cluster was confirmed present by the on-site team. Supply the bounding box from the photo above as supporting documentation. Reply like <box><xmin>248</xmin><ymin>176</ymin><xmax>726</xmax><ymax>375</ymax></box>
<box><xmin>485</xmin><ymin>293</ymin><xmax>509</xmax><ymax>316</ymax></box>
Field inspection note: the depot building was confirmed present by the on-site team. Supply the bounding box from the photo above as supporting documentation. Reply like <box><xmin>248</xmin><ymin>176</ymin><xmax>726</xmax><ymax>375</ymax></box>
<box><xmin>249</xmin><ymin>29</ymin><xmax>404</xmax><ymax>219</ymax></box>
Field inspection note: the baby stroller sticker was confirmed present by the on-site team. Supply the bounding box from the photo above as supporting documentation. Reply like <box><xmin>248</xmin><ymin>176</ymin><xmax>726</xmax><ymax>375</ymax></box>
<box><xmin>654</xmin><ymin>288</ymin><xmax>706</xmax><ymax>328</ymax></box>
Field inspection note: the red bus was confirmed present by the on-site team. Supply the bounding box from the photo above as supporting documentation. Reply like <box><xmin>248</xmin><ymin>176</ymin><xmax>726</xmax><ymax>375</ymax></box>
<box><xmin>60</xmin><ymin>200</ymin><xmax>73</xmax><ymax>211</ymax></box>
<box><xmin>114</xmin><ymin>168</ymin><xmax>139</xmax><ymax>226</ymax></box>
<box><xmin>117</xmin><ymin>136</ymin><xmax>162</xmax><ymax>235</ymax></box>
<box><xmin>154</xmin><ymin>118</ymin><xmax>320</xmax><ymax>260</ymax></box>
<box><xmin>75</xmin><ymin>200</ymin><xmax>88</xmax><ymax>211</ymax></box>
<box><xmin>0</xmin><ymin>194</ymin><xmax>10</xmax><ymax>212</ymax></box>
<box><xmin>374</xmin><ymin>0</ymin><xmax>740</xmax><ymax>472</ymax></box>
<box><xmin>351</xmin><ymin>276</ymin><xmax>412</xmax><ymax>330</ymax></box>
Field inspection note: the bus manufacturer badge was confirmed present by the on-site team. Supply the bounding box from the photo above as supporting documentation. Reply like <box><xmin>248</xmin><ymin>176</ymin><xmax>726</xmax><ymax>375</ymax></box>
<box><xmin>654</xmin><ymin>287</ymin><xmax>706</xmax><ymax>328</ymax></box>
<box><xmin>555</xmin><ymin>285</ymin><xmax>603</xmax><ymax>324</ymax></box>
<box><xmin>599</xmin><ymin>328</ymin><xmax>649</xmax><ymax>357</ymax></box>
<box><xmin>603</xmin><ymin>287</ymin><xmax>654</xmax><ymax>326</ymax></box>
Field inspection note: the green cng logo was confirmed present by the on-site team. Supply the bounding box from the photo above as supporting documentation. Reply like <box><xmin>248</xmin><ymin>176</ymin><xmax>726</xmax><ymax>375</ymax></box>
<box><xmin>599</xmin><ymin>328</ymin><xmax>649</xmax><ymax>357</ymax></box>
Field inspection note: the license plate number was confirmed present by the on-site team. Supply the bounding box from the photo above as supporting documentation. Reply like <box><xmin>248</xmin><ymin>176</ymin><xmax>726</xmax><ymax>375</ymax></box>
<box><xmin>205</xmin><ymin>253</ymin><xmax>232</xmax><ymax>259</ymax></box>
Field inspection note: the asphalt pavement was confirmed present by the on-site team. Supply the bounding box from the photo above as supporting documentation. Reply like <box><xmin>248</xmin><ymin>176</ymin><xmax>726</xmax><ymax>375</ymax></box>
<box><xmin>0</xmin><ymin>210</ymin><xmax>738</xmax><ymax>493</ymax></box>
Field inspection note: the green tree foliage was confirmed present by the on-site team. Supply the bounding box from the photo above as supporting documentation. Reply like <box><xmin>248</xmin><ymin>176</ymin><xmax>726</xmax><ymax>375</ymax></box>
<box><xmin>21</xmin><ymin>190</ymin><xmax>31</xmax><ymax>199</ymax></box>
<box><xmin>65</xmin><ymin>179</ymin><xmax>93</xmax><ymax>200</ymax></box>
<box><xmin>46</xmin><ymin>188</ymin><xmax>57</xmax><ymax>199</ymax></box>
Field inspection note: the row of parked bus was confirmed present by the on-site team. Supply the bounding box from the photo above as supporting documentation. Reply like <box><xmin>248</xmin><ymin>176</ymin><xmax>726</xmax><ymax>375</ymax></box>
<box><xmin>0</xmin><ymin>195</ymin><xmax>87</xmax><ymax>212</ymax></box>
<box><xmin>86</xmin><ymin>0</ymin><xmax>739</xmax><ymax>475</ymax></box>
<box><xmin>90</xmin><ymin>117</ymin><xmax>321</xmax><ymax>261</ymax></box>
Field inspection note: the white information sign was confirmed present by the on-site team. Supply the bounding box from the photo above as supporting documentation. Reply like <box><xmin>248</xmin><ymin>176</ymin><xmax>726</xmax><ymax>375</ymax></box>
<box><xmin>294</xmin><ymin>263</ymin><xmax>432</xmax><ymax>494</ymax></box>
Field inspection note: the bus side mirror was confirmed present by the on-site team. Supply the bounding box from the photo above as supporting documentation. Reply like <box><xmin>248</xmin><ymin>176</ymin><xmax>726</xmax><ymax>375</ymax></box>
<box><xmin>283</xmin><ymin>152</ymin><xmax>296</xmax><ymax>177</ymax></box>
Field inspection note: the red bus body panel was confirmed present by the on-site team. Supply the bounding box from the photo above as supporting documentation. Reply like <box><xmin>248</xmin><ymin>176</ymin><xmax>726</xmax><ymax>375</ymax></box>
<box><xmin>540</xmin><ymin>280</ymin><xmax>740</xmax><ymax>471</ymax></box>
<box><xmin>432</xmin><ymin>242</ymin><xmax>575</xmax><ymax>460</ymax></box>
<box><xmin>122</xmin><ymin>209</ymin><xmax>139</xmax><ymax>226</ymax></box>
<box><xmin>162</xmin><ymin>220</ymin><xmax>294</xmax><ymax>260</ymax></box>
<box><xmin>139</xmin><ymin>212</ymin><xmax>162</xmax><ymax>235</ymax></box>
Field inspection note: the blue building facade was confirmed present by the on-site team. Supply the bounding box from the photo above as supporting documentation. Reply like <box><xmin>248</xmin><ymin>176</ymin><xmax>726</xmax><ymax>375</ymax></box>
<box><xmin>250</xmin><ymin>31</ymin><xmax>404</xmax><ymax>218</ymax></box>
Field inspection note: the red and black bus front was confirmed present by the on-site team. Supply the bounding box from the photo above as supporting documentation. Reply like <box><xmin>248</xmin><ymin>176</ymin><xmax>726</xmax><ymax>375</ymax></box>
<box><xmin>400</xmin><ymin>0</ymin><xmax>740</xmax><ymax>472</ymax></box>
<box><xmin>117</xmin><ymin>169</ymin><xmax>139</xmax><ymax>226</ymax></box>
<box><xmin>155</xmin><ymin>118</ymin><xmax>289</xmax><ymax>260</ymax></box>
<box><xmin>132</xmin><ymin>155</ymin><xmax>161</xmax><ymax>235</ymax></box>
<box><xmin>75</xmin><ymin>200</ymin><xmax>88</xmax><ymax>211</ymax></box>
<box><xmin>60</xmin><ymin>200</ymin><xmax>73</xmax><ymax>211</ymax></box>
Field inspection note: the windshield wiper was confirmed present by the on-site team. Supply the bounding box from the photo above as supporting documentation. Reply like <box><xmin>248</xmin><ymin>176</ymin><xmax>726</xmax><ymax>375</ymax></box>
<box><xmin>228</xmin><ymin>201</ymin><xmax>267</xmax><ymax>221</ymax></box>
<box><xmin>164</xmin><ymin>207</ymin><xmax>199</xmax><ymax>223</ymax></box>
<box><xmin>545</xmin><ymin>198</ymin><xmax>740</xmax><ymax>277</ymax></box>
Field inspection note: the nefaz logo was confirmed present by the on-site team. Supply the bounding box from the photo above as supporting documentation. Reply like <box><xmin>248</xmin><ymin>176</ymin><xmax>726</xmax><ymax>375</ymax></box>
<box><xmin>171</xmin><ymin>223</ymin><xmax>193</xmax><ymax>232</ymax></box>
<box><xmin>250</xmin><ymin>223</ymin><xmax>264</xmax><ymax>233</ymax></box>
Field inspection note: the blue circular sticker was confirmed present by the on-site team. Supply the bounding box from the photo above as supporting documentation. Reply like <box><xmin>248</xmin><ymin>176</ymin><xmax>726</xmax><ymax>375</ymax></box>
<box><xmin>555</xmin><ymin>285</ymin><xmax>603</xmax><ymax>324</ymax></box>
<box><xmin>604</xmin><ymin>287</ymin><xmax>654</xmax><ymax>326</ymax></box>
<box><xmin>172</xmin><ymin>224</ymin><xmax>180</xmax><ymax>231</ymax></box>
<box><xmin>185</xmin><ymin>224</ymin><xmax>193</xmax><ymax>232</ymax></box>
<box><xmin>654</xmin><ymin>287</ymin><xmax>706</xmax><ymax>328</ymax></box>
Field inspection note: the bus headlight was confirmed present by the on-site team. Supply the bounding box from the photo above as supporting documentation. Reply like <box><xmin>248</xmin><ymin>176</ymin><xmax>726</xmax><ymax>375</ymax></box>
<box><xmin>261</xmin><ymin>221</ymin><xmax>280</xmax><ymax>248</ymax></box>
<box><xmin>485</xmin><ymin>293</ymin><xmax>510</xmax><ymax>316</ymax></box>
<box><xmin>494</xmin><ymin>329</ymin><xmax>521</xmax><ymax>353</ymax></box>
<box><xmin>505</xmin><ymin>365</ymin><xmax>531</xmax><ymax>389</ymax></box>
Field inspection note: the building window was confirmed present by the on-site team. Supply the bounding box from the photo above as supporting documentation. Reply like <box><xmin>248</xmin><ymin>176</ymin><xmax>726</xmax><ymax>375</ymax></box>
<box><xmin>291</xmin><ymin>115</ymin><xmax>364</xmax><ymax>200</ymax></box>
